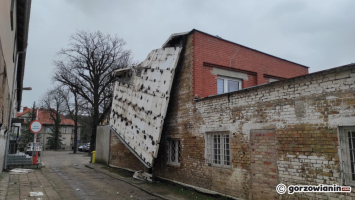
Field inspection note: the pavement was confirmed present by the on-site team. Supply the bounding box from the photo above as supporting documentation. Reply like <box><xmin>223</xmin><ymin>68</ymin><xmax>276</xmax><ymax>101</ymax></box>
<box><xmin>0</xmin><ymin>151</ymin><xmax>228</xmax><ymax>200</ymax></box>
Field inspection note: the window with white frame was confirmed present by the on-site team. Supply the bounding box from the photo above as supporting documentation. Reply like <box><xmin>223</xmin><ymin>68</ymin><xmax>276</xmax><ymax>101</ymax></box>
<box><xmin>339</xmin><ymin>126</ymin><xmax>355</xmax><ymax>185</ymax></box>
<box><xmin>217</xmin><ymin>76</ymin><xmax>242</xmax><ymax>94</ymax></box>
<box><xmin>46</xmin><ymin>127</ymin><xmax>51</xmax><ymax>133</ymax></box>
<box><xmin>205</xmin><ymin>132</ymin><xmax>230</xmax><ymax>167</ymax></box>
<box><xmin>62</xmin><ymin>137</ymin><xmax>66</xmax><ymax>145</ymax></box>
<box><xmin>62</xmin><ymin>127</ymin><xmax>67</xmax><ymax>133</ymax></box>
<box><xmin>167</xmin><ymin>140</ymin><xmax>180</xmax><ymax>166</ymax></box>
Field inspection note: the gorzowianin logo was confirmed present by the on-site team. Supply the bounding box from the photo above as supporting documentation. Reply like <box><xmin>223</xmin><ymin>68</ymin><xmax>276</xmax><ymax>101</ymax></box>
<box><xmin>276</xmin><ymin>184</ymin><xmax>351</xmax><ymax>194</ymax></box>
<box><xmin>276</xmin><ymin>184</ymin><xmax>287</xmax><ymax>194</ymax></box>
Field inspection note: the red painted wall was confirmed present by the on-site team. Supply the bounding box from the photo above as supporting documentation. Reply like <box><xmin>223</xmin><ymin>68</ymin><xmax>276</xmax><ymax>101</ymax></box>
<box><xmin>191</xmin><ymin>31</ymin><xmax>309</xmax><ymax>98</ymax></box>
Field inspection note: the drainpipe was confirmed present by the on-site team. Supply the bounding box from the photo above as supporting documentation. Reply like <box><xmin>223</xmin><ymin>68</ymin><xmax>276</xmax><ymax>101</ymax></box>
<box><xmin>3</xmin><ymin>49</ymin><xmax>27</xmax><ymax>170</ymax></box>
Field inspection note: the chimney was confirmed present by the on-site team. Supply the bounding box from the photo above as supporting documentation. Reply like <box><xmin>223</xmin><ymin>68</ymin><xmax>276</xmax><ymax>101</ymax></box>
<box><xmin>23</xmin><ymin>107</ymin><xmax>28</xmax><ymax>111</ymax></box>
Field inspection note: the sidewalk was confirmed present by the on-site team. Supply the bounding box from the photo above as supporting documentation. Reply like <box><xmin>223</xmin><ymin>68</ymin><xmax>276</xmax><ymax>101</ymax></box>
<box><xmin>85</xmin><ymin>163</ymin><xmax>233</xmax><ymax>200</ymax></box>
<box><xmin>0</xmin><ymin>161</ymin><xmax>232</xmax><ymax>200</ymax></box>
<box><xmin>0</xmin><ymin>169</ymin><xmax>63</xmax><ymax>200</ymax></box>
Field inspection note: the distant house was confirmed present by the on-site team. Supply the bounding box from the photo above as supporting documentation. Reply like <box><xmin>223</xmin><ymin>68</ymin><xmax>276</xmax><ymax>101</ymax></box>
<box><xmin>17</xmin><ymin>107</ymin><xmax>81</xmax><ymax>150</ymax></box>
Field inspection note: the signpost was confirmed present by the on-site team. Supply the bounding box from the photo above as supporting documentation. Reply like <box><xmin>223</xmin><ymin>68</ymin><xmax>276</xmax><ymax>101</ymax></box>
<box><xmin>29</xmin><ymin>120</ymin><xmax>42</xmax><ymax>165</ymax></box>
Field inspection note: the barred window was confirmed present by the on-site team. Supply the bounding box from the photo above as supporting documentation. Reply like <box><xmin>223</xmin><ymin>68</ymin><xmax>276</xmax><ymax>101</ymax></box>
<box><xmin>340</xmin><ymin>127</ymin><xmax>355</xmax><ymax>186</ymax></box>
<box><xmin>167</xmin><ymin>140</ymin><xmax>180</xmax><ymax>166</ymax></box>
<box><xmin>205</xmin><ymin>132</ymin><xmax>230</xmax><ymax>167</ymax></box>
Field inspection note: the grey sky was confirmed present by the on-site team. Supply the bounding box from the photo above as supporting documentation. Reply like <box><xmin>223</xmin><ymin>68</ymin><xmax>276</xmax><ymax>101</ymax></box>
<box><xmin>22</xmin><ymin>0</ymin><xmax>355</xmax><ymax>108</ymax></box>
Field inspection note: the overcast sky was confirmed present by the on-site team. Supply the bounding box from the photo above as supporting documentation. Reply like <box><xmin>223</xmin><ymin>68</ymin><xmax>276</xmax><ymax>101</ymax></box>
<box><xmin>22</xmin><ymin>0</ymin><xmax>355</xmax><ymax>108</ymax></box>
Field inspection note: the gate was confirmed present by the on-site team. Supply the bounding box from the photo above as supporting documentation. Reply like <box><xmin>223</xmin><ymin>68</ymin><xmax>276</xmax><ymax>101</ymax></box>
<box><xmin>6</xmin><ymin>140</ymin><xmax>42</xmax><ymax>169</ymax></box>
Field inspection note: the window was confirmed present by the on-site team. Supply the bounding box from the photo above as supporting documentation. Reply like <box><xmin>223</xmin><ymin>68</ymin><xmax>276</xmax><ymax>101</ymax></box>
<box><xmin>217</xmin><ymin>76</ymin><xmax>242</xmax><ymax>94</ymax></box>
<box><xmin>46</xmin><ymin>127</ymin><xmax>51</xmax><ymax>133</ymax></box>
<box><xmin>340</xmin><ymin>127</ymin><xmax>355</xmax><ymax>185</ymax></box>
<box><xmin>167</xmin><ymin>140</ymin><xmax>180</xmax><ymax>166</ymax></box>
<box><xmin>62</xmin><ymin>127</ymin><xmax>67</xmax><ymax>133</ymax></box>
<box><xmin>205</xmin><ymin>132</ymin><xmax>230</xmax><ymax>167</ymax></box>
<box><xmin>62</xmin><ymin>137</ymin><xmax>66</xmax><ymax>145</ymax></box>
<box><xmin>268</xmin><ymin>78</ymin><xmax>279</xmax><ymax>83</ymax></box>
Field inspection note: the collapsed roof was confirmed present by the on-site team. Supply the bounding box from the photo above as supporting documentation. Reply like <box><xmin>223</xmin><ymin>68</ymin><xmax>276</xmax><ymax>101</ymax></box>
<box><xmin>109</xmin><ymin>34</ymin><xmax>186</xmax><ymax>168</ymax></box>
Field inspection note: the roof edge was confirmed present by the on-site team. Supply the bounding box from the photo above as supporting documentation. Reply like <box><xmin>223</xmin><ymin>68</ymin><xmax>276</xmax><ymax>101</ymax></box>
<box><xmin>191</xmin><ymin>29</ymin><xmax>309</xmax><ymax>69</ymax></box>
<box><xmin>195</xmin><ymin>63</ymin><xmax>355</xmax><ymax>102</ymax></box>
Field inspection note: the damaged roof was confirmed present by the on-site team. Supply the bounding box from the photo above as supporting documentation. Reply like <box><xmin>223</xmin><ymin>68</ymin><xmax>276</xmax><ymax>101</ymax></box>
<box><xmin>109</xmin><ymin>46</ymin><xmax>183</xmax><ymax>168</ymax></box>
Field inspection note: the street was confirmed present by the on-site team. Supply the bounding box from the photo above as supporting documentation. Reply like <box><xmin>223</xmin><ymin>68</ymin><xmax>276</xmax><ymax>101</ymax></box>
<box><xmin>4</xmin><ymin>151</ymin><xmax>161</xmax><ymax>200</ymax></box>
<box><xmin>1</xmin><ymin>151</ymin><xmax>223</xmax><ymax>200</ymax></box>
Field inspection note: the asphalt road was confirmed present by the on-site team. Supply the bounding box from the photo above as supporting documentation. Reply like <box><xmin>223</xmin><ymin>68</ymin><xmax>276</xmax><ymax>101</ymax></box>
<box><xmin>41</xmin><ymin>151</ymin><xmax>160</xmax><ymax>200</ymax></box>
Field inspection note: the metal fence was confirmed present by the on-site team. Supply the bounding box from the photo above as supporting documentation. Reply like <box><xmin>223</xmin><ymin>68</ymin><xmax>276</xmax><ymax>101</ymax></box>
<box><xmin>6</xmin><ymin>141</ymin><xmax>41</xmax><ymax>168</ymax></box>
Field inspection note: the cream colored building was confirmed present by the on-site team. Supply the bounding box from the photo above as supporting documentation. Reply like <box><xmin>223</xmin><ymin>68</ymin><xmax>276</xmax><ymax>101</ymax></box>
<box><xmin>0</xmin><ymin>0</ymin><xmax>32</xmax><ymax>171</ymax></box>
<box><xmin>17</xmin><ymin>107</ymin><xmax>81</xmax><ymax>150</ymax></box>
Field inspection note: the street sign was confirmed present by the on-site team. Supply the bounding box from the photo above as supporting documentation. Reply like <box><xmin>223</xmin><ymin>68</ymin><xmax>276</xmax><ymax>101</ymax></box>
<box><xmin>29</xmin><ymin>120</ymin><xmax>42</xmax><ymax>133</ymax></box>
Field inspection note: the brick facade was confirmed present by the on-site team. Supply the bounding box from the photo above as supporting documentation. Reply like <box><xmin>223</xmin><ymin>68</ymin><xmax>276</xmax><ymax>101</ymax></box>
<box><xmin>108</xmin><ymin>30</ymin><xmax>355</xmax><ymax>199</ymax></box>
<box><xmin>191</xmin><ymin>31</ymin><xmax>309</xmax><ymax>98</ymax></box>
<box><xmin>109</xmin><ymin>130</ymin><xmax>146</xmax><ymax>171</ymax></box>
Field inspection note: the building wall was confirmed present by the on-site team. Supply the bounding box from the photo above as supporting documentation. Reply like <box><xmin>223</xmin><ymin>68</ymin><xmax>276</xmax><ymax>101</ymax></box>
<box><xmin>0</xmin><ymin>0</ymin><xmax>18</xmax><ymax>172</ymax></box>
<box><xmin>175</xmin><ymin>65</ymin><xmax>354</xmax><ymax>199</ymax></box>
<box><xmin>192</xmin><ymin>31</ymin><xmax>309</xmax><ymax>98</ymax></box>
<box><xmin>153</xmin><ymin>32</ymin><xmax>251</xmax><ymax>199</ymax></box>
<box><xmin>109</xmin><ymin>129</ymin><xmax>146</xmax><ymax>171</ymax></box>
<box><xmin>0</xmin><ymin>0</ymin><xmax>17</xmax><ymax>92</ymax></box>
<box><xmin>95</xmin><ymin>126</ymin><xmax>110</xmax><ymax>164</ymax></box>
<box><xmin>108</xmin><ymin>31</ymin><xmax>355</xmax><ymax>199</ymax></box>
<box><xmin>41</xmin><ymin>125</ymin><xmax>78</xmax><ymax>150</ymax></box>
<box><xmin>110</xmin><ymin>64</ymin><xmax>355</xmax><ymax>199</ymax></box>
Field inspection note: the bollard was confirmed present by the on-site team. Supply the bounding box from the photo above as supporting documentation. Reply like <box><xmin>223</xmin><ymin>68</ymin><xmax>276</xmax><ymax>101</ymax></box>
<box><xmin>92</xmin><ymin>151</ymin><xmax>96</xmax><ymax>163</ymax></box>
<box><xmin>32</xmin><ymin>151</ymin><xmax>38</xmax><ymax>165</ymax></box>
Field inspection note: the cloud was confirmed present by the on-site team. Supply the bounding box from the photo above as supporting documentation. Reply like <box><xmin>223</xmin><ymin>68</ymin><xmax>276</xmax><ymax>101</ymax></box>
<box><xmin>21</xmin><ymin>0</ymin><xmax>355</xmax><ymax>108</ymax></box>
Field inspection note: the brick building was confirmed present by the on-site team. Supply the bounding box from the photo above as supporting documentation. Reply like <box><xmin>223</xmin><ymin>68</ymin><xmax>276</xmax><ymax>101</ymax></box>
<box><xmin>106</xmin><ymin>30</ymin><xmax>355</xmax><ymax>199</ymax></box>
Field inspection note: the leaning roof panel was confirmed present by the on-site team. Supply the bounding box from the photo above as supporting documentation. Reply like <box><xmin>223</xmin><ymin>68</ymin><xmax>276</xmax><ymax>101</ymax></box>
<box><xmin>109</xmin><ymin>47</ymin><xmax>182</xmax><ymax>168</ymax></box>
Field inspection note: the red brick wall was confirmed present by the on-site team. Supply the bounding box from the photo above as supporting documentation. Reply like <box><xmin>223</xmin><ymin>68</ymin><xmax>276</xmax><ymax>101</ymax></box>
<box><xmin>250</xmin><ymin>130</ymin><xmax>278</xmax><ymax>200</ymax></box>
<box><xmin>109</xmin><ymin>131</ymin><xmax>145</xmax><ymax>171</ymax></box>
<box><xmin>192</xmin><ymin>31</ymin><xmax>309</xmax><ymax>98</ymax></box>
<box><xmin>154</xmin><ymin>34</ymin><xmax>251</xmax><ymax>199</ymax></box>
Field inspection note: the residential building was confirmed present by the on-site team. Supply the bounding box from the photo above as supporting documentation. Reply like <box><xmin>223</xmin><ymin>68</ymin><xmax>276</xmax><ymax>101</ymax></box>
<box><xmin>17</xmin><ymin>107</ymin><xmax>81</xmax><ymax>150</ymax></box>
<box><xmin>101</xmin><ymin>30</ymin><xmax>355</xmax><ymax>199</ymax></box>
<box><xmin>0</xmin><ymin>0</ymin><xmax>32</xmax><ymax>171</ymax></box>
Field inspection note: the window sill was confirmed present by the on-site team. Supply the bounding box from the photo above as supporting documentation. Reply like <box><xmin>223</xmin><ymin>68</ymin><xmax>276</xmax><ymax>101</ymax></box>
<box><xmin>207</xmin><ymin>163</ymin><xmax>232</xmax><ymax>169</ymax></box>
<box><xmin>167</xmin><ymin>162</ymin><xmax>180</xmax><ymax>167</ymax></box>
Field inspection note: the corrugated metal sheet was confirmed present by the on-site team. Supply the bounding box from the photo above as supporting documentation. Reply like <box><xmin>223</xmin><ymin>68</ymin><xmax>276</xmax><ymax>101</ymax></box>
<box><xmin>109</xmin><ymin>47</ymin><xmax>182</xmax><ymax>168</ymax></box>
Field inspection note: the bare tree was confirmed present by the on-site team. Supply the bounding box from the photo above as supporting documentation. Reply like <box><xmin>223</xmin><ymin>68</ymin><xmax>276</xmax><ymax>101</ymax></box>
<box><xmin>52</xmin><ymin>31</ymin><xmax>132</xmax><ymax>151</ymax></box>
<box><xmin>62</xmin><ymin>86</ymin><xmax>81</xmax><ymax>153</ymax></box>
<box><xmin>41</xmin><ymin>88</ymin><xmax>67</xmax><ymax>150</ymax></box>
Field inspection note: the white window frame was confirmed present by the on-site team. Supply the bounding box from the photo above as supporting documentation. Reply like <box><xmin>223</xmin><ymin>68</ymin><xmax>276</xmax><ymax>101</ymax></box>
<box><xmin>46</xmin><ymin>127</ymin><xmax>51</xmax><ymax>133</ymax></box>
<box><xmin>62</xmin><ymin>127</ymin><xmax>67</xmax><ymax>133</ymax></box>
<box><xmin>62</xmin><ymin>137</ymin><xmax>66</xmax><ymax>145</ymax></box>
<box><xmin>205</xmin><ymin>132</ymin><xmax>231</xmax><ymax>168</ymax></box>
<box><xmin>217</xmin><ymin>76</ymin><xmax>242</xmax><ymax>94</ymax></box>
<box><xmin>339</xmin><ymin>126</ymin><xmax>355</xmax><ymax>186</ymax></box>
<box><xmin>167</xmin><ymin>139</ymin><xmax>180</xmax><ymax>166</ymax></box>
